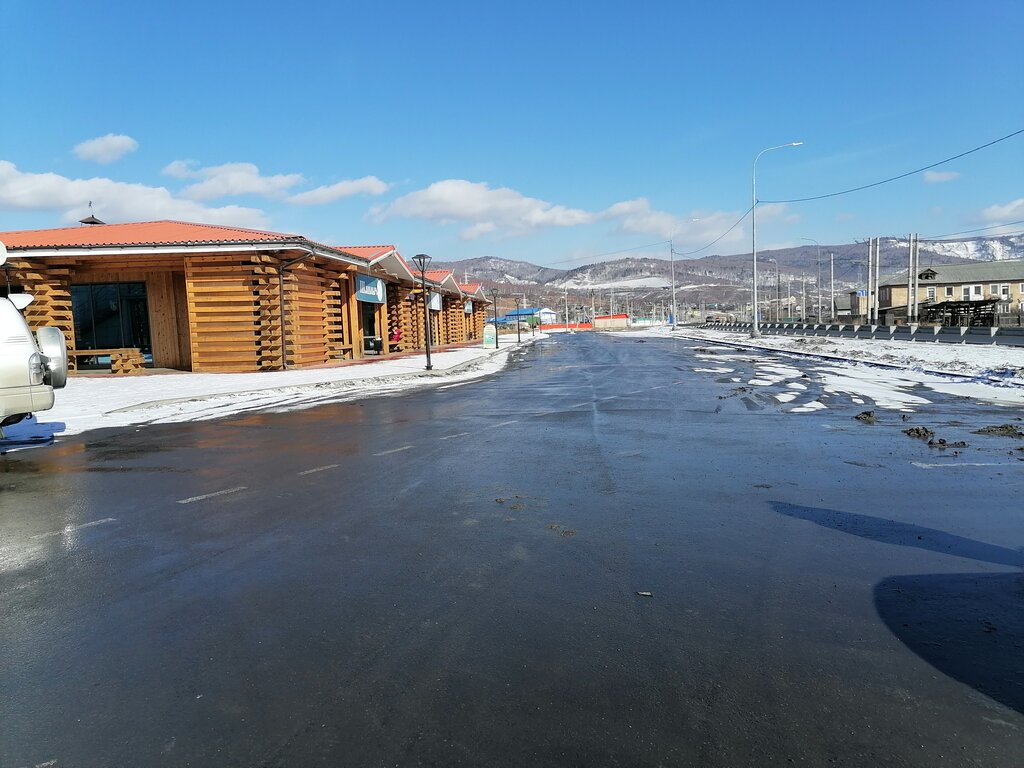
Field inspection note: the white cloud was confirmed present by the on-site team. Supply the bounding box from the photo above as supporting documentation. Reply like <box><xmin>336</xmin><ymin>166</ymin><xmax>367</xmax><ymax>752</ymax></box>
<box><xmin>600</xmin><ymin>199</ymin><xmax>681</xmax><ymax>239</ymax></box>
<box><xmin>162</xmin><ymin>159</ymin><xmax>199</xmax><ymax>179</ymax></box>
<box><xmin>923</xmin><ymin>170</ymin><xmax>960</xmax><ymax>184</ymax></box>
<box><xmin>287</xmin><ymin>176</ymin><xmax>391</xmax><ymax>205</ymax></box>
<box><xmin>0</xmin><ymin>160</ymin><xmax>268</xmax><ymax>228</ymax></box>
<box><xmin>375</xmin><ymin>179</ymin><xmax>595</xmax><ymax>240</ymax></box>
<box><xmin>374</xmin><ymin>178</ymin><xmax>768</xmax><ymax>247</ymax></box>
<box><xmin>73</xmin><ymin>134</ymin><xmax>139</xmax><ymax>164</ymax></box>
<box><xmin>980</xmin><ymin>198</ymin><xmax>1024</xmax><ymax>221</ymax></box>
<box><xmin>166</xmin><ymin>162</ymin><xmax>303</xmax><ymax>201</ymax></box>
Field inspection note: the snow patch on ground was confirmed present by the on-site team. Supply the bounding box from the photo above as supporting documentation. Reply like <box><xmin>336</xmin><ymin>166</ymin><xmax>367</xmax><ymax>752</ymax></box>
<box><xmin>4</xmin><ymin>335</ymin><xmax>544</xmax><ymax>440</ymax></box>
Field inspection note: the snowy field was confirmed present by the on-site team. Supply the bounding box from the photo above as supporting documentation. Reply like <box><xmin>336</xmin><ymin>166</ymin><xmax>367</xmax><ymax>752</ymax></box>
<box><xmin>5</xmin><ymin>325</ymin><xmax>1024</xmax><ymax>445</ymax></box>
<box><xmin>619</xmin><ymin>325</ymin><xmax>1024</xmax><ymax>412</ymax></box>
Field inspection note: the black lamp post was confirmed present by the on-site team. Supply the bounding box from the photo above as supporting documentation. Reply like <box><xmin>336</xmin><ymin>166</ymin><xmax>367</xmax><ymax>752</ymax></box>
<box><xmin>412</xmin><ymin>254</ymin><xmax>433</xmax><ymax>370</ymax></box>
<box><xmin>492</xmin><ymin>293</ymin><xmax>500</xmax><ymax>348</ymax></box>
<box><xmin>514</xmin><ymin>296</ymin><xmax>522</xmax><ymax>342</ymax></box>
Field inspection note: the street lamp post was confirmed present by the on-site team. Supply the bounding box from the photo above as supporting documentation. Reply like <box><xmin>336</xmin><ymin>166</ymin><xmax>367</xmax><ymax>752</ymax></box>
<box><xmin>751</xmin><ymin>142</ymin><xmax>803</xmax><ymax>337</ymax></box>
<box><xmin>514</xmin><ymin>296</ymin><xmax>522</xmax><ymax>342</ymax></box>
<box><xmin>412</xmin><ymin>254</ymin><xmax>433</xmax><ymax>370</ymax></box>
<box><xmin>668</xmin><ymin>239</ymin><xmax>678</xmax><ymax>326</ymax></box>
<box><xmin>802</xmin><ymin>237</ymin><xmax>821</xmax><ymax>322</ymax></box>
<box><xmin>492</xmin><ymin>293</ymin><xmax>500</xmax><ymax>348</ymax></box>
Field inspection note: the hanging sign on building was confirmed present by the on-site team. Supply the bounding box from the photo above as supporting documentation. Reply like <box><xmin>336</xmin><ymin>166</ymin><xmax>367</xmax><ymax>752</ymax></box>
<box><xmin>428</xmin><ymin>291</ymin><xmax>442</xmax><ymax>311</ymax></box>
<box><xmin>464</xmin><ymin>300</ymin><xmax>474</xmax><ymax>314</ymax></box>
<box><xmin>355</xmin><ymin>275</ymin><xmax>387</xmax><ymax>304</ymax></box>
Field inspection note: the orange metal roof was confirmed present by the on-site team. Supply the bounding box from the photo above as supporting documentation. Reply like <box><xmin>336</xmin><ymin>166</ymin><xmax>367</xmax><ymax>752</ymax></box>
<box><xmin>425</xmin><ymin>269</ymin><xmax>454</xmax><ymax>281</ymax></box>
<box><xmin>336</xmin><ymin>245</ymin><xmax>395</xmax><ymax>261</ymax></box>
<box><xmin>0</xmin><ymin>220</ymin><xmax>308</xmax><ymax>249</ymax></box>
<box><xmin>459</xmin><ymin>283</ymin><xmax>483</xmax><ymax>293</ymax></box>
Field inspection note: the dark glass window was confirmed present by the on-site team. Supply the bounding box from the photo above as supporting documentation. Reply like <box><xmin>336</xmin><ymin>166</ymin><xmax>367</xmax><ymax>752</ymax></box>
<box><xmin>72</xmin><ymin>283</ymin><xmax>151</xmax><ymax>355</ymax></box>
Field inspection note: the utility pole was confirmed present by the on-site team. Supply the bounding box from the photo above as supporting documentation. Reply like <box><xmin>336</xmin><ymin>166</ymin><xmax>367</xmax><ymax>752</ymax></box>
<box><xmin>876</xmin><ymin>239</ymin><xmax>884</xmax><ymax>325</ymax></box>
<box><xmin>770</xmin><ymin>266</ymin><xmax>778</xmax><ymax>323</ymax></box>
<box><xmin>829</xmin><ymin>251</ymin><xmax>834</xmax><ymax>323</ymax></box>
<box><xmin>563</xmin><ymin>287</ymin><xmax>570</xmax><ymax>331</ymax></box>
<box><xmin>669</xmin><ymin>239</ymin><xmax>678</xmax><ymax>326</ymax></box>
<box><xmin>801</xmin><ymin>274</ymin><xmax>807</xmax><ymax>320</ymax></box>
<box><xmin>909</xmin><ymin>233</ymin><xmax>917</xmax><ymax>323</ymax></box>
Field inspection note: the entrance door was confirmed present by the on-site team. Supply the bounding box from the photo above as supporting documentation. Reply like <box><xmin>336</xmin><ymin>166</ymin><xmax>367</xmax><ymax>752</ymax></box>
<box><xmin>72</xmin><ymin>282</ymin><xmax>152</xmax><ymax>367</ymax></box>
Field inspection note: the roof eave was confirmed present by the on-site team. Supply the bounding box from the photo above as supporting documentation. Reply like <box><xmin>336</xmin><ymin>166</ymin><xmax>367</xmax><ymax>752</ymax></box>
<box><xmin>6</xmin><ymin>239</ymin><xmax>366</xmax><ymax>267</ymax></box>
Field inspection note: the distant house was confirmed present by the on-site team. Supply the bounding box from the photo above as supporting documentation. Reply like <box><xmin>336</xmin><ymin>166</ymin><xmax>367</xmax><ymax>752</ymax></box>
<box><xmin>878</xmin><ymin>260</ymin><xmax>1024</xmax><ymax>325</ymax></box>
<box><xmin>505</xmin><ymin>306</ymin><xmax>558</xmax><ymax>325</ymax></box>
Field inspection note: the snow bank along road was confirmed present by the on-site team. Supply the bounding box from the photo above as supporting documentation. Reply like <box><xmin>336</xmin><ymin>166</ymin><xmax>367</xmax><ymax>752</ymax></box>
<box><xmin>4</xmin><ymin>334</ymin><xmax>543</xmax><ymax>440</ymax></box>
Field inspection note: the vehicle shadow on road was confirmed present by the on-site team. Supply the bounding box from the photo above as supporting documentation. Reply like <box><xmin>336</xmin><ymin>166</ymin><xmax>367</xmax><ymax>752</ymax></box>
<box><xmin>772</xmin><ymin>501</ymin><xmax>1024</xmax><ymax>715</ymax></box>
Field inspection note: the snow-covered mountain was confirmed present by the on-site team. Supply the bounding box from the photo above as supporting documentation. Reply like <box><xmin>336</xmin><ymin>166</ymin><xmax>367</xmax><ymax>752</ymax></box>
<box><xmin>891</xmin><ymin>234</ymin><xmax>1024</xmax><ymax>262</ymax></box>
<box><xmin>430</xmin><ymin>256</ymin><xmax>563</xmax><ymax>285</ymax></box>
<box><xmin>433</xmin><ymin>235</ymin><xmax>1024</xmax><ymax>309</ymax></box>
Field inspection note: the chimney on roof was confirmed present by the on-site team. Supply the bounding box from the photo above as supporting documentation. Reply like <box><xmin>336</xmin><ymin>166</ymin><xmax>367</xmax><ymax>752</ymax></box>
<box><xmin>78</xmin><ymin>201</ymin><xmax>106</xmax><ymax>226</ymax></box>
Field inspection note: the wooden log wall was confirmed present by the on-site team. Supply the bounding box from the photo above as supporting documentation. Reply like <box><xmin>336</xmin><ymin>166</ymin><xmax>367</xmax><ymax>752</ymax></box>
<box><xmin>4</xmin><ymin>258</ymin><xmax>76</xmax><ymax>366</ymax></box>
<box><xmin>386</xmin><ymin>289</ymin><xmax>403</xmax><ymax>350</ymax></box>
<box><xmin>406</xmin><ymin>292</ymin><xmax>424</xmax><ymax>350</ymax></box>
<box><xmin>283</xmin><ymin>261</ymin><xmax>333</xmax><ymax>367</ymax></box>
<box><xmin>185</xmin><ymin>255</ymin><xmax>263</xmax><ymax>372</ymax></box>
<box><xmin>325</xmin><ymin>271</ymin><xmax>352</xmax><ymax>360</ymax></box>
<box><xmin>441</xmin><ymin>298</ymin><xmax>459</xmax><ymax>345</ymax></box>
<box><xmin>471</xmin><ymin>304</ymin><xmax>487</xmax><ymax>339</ymax></box>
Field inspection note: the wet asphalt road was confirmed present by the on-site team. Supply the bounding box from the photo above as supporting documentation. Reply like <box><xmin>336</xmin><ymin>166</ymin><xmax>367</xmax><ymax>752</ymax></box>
<box><xmin>2</xmin><ymin>333</ymin><xmax>1023</xmax><ymax>767</ymax></box>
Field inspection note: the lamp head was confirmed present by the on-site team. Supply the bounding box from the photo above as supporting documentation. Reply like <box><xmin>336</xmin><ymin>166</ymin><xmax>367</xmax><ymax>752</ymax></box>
<box><xmin>412</xmin><ymin>253</ymin><xmax>432</xmax><ymax>272</ymax></box>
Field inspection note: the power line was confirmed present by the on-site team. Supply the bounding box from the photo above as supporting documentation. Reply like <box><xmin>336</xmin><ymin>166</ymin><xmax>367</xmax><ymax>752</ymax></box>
<box><xmin>672</xmin><ymin>207</ymin><xmax>754</xmax><ymax>257</ymax></box>
<box><xmin>544</xmin><ymin>239</ymin><xmax>669</xmax><ymax>267</ymax></box>
<box><xmin>922</xmin><ymin>220</ymin><xmax>1024</xmax><ymax>240</ymax></box>
<box><xmin>760</xmin><ymin>127</ymin><xmax>1024</xmax><ymax>204</ymax></box>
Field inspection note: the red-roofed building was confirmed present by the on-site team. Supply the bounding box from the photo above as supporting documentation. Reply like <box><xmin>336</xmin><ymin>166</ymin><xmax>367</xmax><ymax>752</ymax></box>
<box><xmin>0</xmin><ymin>220</ymin><xmax>489</xmax><ymax>372</ymax></box>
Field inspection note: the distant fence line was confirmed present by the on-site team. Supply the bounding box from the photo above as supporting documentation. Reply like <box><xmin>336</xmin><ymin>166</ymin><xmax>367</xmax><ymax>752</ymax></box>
<box><xmin>702</xmin><ymin>322</ymin><xmax>1024</xmax><ymax>348</ymax></box>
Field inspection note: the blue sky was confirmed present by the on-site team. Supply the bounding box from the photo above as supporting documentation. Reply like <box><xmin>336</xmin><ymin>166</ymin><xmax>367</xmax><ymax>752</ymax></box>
<box><xmin>1</xmin><ymin>0</ymin><xmax>1021</xmax><ymax>267</ymax></box>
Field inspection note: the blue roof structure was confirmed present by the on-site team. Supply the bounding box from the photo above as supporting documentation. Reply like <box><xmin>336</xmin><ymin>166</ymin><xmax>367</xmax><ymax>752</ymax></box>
<box><xmin>506</xmin><ymin>307</ymin><xmax>541</xmax><ymax>317</ymax></box>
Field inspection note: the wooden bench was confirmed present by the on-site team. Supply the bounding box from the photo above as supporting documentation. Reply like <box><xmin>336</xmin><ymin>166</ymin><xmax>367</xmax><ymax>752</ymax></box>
<box><xmin>70</xmin><ymin>348</ymin><xmax>146</xmax><ymax>375</ymax></box>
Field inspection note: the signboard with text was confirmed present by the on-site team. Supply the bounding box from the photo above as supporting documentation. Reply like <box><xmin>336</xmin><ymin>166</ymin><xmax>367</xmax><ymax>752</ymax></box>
<box><xmin>482</xmin><ymin>323</ymin><xmax>497</xmax><ymax>348</ymax></box>
<box><xmin>355</xmin><ymin>275</ymin><xmax>387</xmax><ymax>304</ymax></box>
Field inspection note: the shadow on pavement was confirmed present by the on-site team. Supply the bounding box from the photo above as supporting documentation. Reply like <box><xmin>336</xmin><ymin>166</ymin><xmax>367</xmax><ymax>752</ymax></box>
<box><xmin>773</xmin><ymin>502</ymin><xmax>1024</xmax><ymax>568</ymax></box>
<box><xmin>875</xmin><ymin>571</ymin><xmax>1024</xmax><ymax>714</ymax></box>
<box><xmin>772</xmin><ymin>501</ymin><xmax>1024</xmax><ymax>715</ymax></box>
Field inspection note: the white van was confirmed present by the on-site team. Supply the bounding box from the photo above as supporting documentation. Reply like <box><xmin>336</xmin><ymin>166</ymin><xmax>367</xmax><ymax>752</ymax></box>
<box><xmin>0</xmin><ymin>241</ymin><xmax>68</xmax><ymax>432</ymax></box>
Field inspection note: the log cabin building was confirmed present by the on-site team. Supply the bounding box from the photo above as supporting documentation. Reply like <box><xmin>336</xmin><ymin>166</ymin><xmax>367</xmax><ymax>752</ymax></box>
<box><xmin>0</xmin><ymin>220</ymin><xmax>490</xmax><ymax>373</ymax></box>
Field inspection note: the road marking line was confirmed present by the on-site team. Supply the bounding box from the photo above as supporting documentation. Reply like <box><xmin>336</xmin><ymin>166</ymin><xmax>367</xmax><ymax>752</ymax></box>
<box><xmin>298</xmin><ymin>464</ymin><xmax>339</xmax><ymax>475</ymax></box>
<box><xmin>177</xmin><ymin>486</ymin><xmax>247</xmax><ymax>505</ymax></box>
<box><xmin>31</xmin><ymin>517</ymin><xmax>117</xmax><ymax>539</ymax></box>
<box><xmin>374</xmin><ymin>445</ymin><xmax>413</xmax><ymax>456</ymax></box>
<box><xmin>439</xmin><ymin>432</ymin><xmax>471</xmax><ymax>440</ymax></box>
<box><xmin>912</xmin><ymin>462</ymin><xmax>1007</xmax><ymax>470</ymax></box>
<box><xmin>492</xmin><ymin>420</ymin><xmax>519</xmax><ymax>428</ymax></box>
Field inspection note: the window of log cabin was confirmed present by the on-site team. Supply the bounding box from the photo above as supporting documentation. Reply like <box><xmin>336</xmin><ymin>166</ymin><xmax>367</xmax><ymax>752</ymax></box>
<box><xmin>71</xmin><ymin>282</ymin><xmax>152</xmax><ymax>368</ymax></box>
